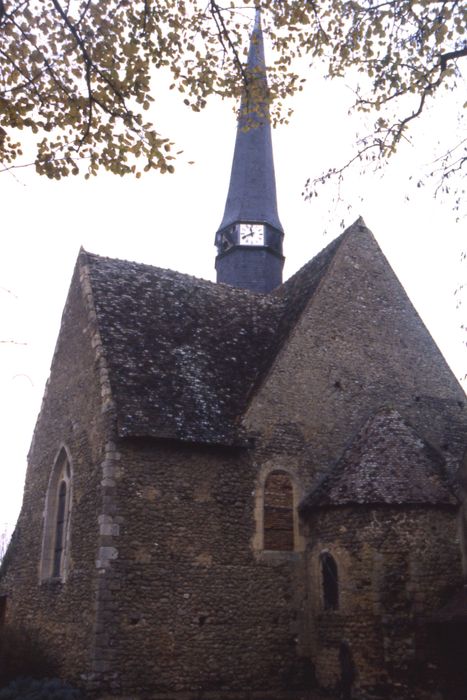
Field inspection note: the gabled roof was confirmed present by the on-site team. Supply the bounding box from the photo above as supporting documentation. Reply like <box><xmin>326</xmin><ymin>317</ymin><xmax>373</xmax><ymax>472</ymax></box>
<box><xmin>300</xmin><ymin>408</ymin><xmax>458</xmax><ymax>510</ymax></box>
<box><xmin>82</xmin><ymin>231</ymin><xmax>342</xmax><ymax>445</ymax></box>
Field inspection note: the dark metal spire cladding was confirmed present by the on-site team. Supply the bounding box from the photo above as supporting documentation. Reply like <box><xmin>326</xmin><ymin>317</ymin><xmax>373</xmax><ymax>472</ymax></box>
<box><xmin>217</xmin><ymin>9</ymin><xmax>283</xmax><ymax>234</ymax></box>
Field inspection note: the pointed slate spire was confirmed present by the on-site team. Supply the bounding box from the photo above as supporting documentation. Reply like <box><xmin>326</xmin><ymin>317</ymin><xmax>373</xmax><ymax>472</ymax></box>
<box><xmin>215</xmin><ymin>9</ymin><xmax>285</xmax><ymax>294</ymax></box>
<box><xmin>217</xmin><ymin>8</ymin><xmax>283</xmax><ymax>233</ymax></box>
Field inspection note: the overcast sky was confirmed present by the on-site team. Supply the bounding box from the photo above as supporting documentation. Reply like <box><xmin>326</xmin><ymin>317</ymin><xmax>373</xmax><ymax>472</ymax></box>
<box><xmin>0</xmin><ymin>59</ymin><xmax>466</xmax><ymax>533</ymax></box>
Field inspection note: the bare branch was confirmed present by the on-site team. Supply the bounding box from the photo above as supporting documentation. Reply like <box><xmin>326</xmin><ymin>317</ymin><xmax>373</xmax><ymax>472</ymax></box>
<box><xmin>440</xmin><ymin>45</ymin><xmax>467</xmax><ymax>71</ymax></box>
<box><xmin>0</xmin><ymin>340</ymin><xmax>27</xmax><ymax>345</ymax></box>
<box><xmin>209</xmin><ymin>1</ymin><xmax>248</xmax><ymax>88</ymax></box>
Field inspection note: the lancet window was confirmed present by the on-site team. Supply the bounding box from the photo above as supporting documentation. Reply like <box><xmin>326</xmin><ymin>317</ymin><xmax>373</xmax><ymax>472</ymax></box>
<box><xmin>40</xmin><ymin>447</ymin><xmax>72</xmax><ymax>582</ymax></box>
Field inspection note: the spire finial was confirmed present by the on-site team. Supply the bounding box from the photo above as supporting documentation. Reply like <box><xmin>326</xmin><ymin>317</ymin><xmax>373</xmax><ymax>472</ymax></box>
<box><xmin>254</xmin><ymin>5</ymin><xmax>261</xmax><ymax>30</ymax></box>
<box><xmin>245</xmin><ymin>4</ymin><xmax>266</xmax><ymax>87</ymax></box>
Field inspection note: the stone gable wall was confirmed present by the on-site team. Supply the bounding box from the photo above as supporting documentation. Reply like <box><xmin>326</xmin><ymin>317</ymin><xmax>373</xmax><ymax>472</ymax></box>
<box><xmin>244</xmin><ymin>225</ymin><xmax>466</xmax><ymax>481</ymax></box>
<box><xmin>0</xmin><ymin>263</ymin><xmax>108</xmax><ymax>682</ymax></box>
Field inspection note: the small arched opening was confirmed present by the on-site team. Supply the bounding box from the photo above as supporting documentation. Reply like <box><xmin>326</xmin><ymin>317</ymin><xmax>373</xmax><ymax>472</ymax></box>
<box><xmin>321</xmin><ymin>551</ymin><xmax>339</xmax><ymax>610</ymax></box>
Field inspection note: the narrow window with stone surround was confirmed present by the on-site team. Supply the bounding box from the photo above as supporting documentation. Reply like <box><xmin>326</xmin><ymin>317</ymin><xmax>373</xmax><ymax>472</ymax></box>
<box><xmin>52</xmin><ymin>480</ymin><xmax>67</xmax><ymax>578</ymax></box>
<box><xmin>321</xmin><ymin>552</ymin><xmax>339</xmax><ymax>610</ymax></box>
<box><xmin>40</xmin><ymin>447</ymin><xmax>72</xmax><ymax>582</ymax></box>
<box><xmin>0</xmin><ymin>595</ymin><xmax>6</xmax><ymax>627</ymax></box>
<box><xmin>263</xmin><ymin>471</ymin><xmax>294</xmax><ymax>551</ymax></box>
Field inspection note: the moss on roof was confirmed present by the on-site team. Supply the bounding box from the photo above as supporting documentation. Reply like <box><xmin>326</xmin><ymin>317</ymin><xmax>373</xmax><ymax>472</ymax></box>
<box><xmin>300</xmin><ymin>407</ymin><xmax>458</xmax><ymax>510</ymax></box>
<box><xmin>81</xmin><ymin>231</ymin><xmax>345</xmax><ymax>446</ymax></box>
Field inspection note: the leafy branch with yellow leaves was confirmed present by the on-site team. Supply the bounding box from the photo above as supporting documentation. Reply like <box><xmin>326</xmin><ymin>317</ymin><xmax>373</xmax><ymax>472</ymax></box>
<box><xmin>0</xmin><ymin>0</ymin><xmax>465</xmax><ymax>194</ymax></box>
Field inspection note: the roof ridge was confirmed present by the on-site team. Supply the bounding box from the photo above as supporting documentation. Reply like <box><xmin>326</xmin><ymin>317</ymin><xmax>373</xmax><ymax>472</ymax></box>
<box><xmin>276</xmin><ymin>217</ymin><xmax>369</xmax><ymax>298</ymax></box>
<box><xmin>84</xmin><ymin>249</ymin><xmax>280</xmax><ymax>303</ymax></box>
<box><xmin>78</xmin><ymin>252</ymin><xmax>116</xmax><ymax>415</ymax></box>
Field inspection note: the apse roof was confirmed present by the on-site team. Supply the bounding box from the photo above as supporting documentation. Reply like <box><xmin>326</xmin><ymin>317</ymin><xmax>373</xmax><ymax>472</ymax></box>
<box><xmin>300</xmin><ymin>407</ymin><xmax>458</xmax><ymax>510</ymax></box>
<box><xmin>81</xmin><ymin>226</ymin><xmax>344</xmax><ymax>445</ymax></box>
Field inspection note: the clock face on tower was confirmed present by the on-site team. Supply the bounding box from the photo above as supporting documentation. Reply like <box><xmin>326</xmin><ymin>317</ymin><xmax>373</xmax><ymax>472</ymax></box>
<box><xmin>239</xmin><ymin>223</ymin><xmax>264</xmax><ymax>245</ymax></box>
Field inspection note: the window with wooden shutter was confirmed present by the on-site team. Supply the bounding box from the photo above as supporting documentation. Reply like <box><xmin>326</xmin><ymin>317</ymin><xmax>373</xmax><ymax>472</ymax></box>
<box><xmin>263</xmin><ymin>471</ymin><xmax>294</xmax><ymax>551</ymax></box>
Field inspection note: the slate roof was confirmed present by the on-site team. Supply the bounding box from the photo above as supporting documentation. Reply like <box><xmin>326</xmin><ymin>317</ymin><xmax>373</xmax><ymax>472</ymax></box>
<box><xmin>82</xmin><ymin>230</ymin><xmax>343</xmax><ymax>446</ymax></box>
<box><xmin>300</xmin><ymin>408</ymin><xmax>458</xmax><ymax>511</ymax></box>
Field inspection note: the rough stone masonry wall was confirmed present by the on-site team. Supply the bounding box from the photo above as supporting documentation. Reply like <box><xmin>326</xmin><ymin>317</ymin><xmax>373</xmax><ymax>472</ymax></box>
<box><xmin>305</xmin><ymin>506</ymin><xmax>462</xmax><ymax>699</ymax></box>
<box><xmin>239</xmin><ymin>223</ymin><xmax>467</xmax><ymax>698</ymax></box>
<box><xmin>91</xmin><ymin>437</ymin><xmax>313</xmax><ymax>699</ymax></box>
<box><xmin>0</xmin><ymin>263</ymin><xmax>108</xmax><ymax>682</ymax></box>
<box><xmin>244</xmin><ymin>224</ymin><xmax>467</xmax><ymax>481</ymax></box>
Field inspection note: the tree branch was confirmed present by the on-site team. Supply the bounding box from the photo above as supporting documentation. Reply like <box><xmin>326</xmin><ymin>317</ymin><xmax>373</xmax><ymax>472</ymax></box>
<box><xmin>440</xmin><ymin>45</ymin><xmax>467</xmax><ymax>71</ymax></box>
<box><xmin>209</xmin><ymin>1</ymin><xmax>248</xmax><ymax>89</ymax></box>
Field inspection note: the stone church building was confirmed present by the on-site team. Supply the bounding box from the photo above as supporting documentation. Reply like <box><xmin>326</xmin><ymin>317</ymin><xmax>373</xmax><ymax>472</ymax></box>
<box><xmin>1</xmin><ymin>12</ymin><xmax>467</xmax><ymax>700</ymax></box>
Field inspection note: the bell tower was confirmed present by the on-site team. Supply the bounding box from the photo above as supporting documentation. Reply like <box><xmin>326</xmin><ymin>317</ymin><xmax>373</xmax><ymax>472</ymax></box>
<box><xmin>215</xmin><ymin>10</ymin><xmax>284</xmax><ymax>294</ymax></box>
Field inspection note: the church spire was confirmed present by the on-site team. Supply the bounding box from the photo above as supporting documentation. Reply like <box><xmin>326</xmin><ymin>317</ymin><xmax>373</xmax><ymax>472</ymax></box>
<box><xmin>215</xmin><ymin>8</ymin><xmax>284</xmax><ymax>294</ymax></box>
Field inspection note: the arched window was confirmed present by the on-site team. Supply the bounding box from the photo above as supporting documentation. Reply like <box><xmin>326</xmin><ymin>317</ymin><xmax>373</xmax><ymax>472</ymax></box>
<box><xmin>263</xmin><ymin>471</ymin><xmax>294</xmax><ymax>551</ymax></box>
<box><xmin>321</xmin><ymin>552</ymin><xmax>339</xmax><ymax>610</ymax></box>
<box><xmin>40</xmin><ymin>448</ymin><xmax>72</xmax><ymax>582</ymax></box>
